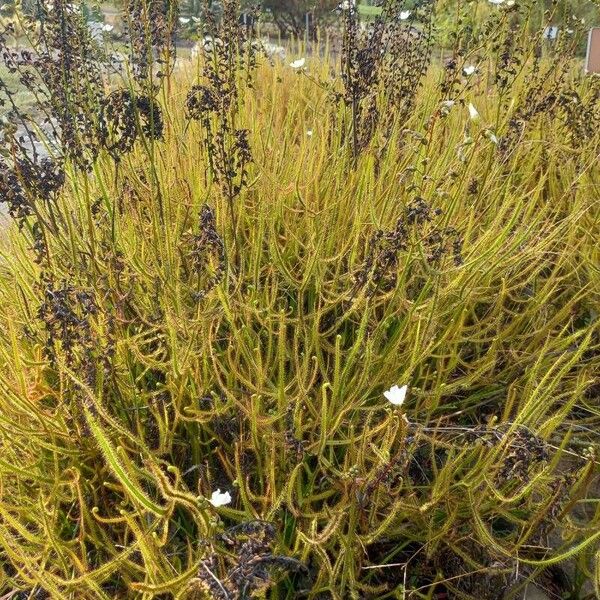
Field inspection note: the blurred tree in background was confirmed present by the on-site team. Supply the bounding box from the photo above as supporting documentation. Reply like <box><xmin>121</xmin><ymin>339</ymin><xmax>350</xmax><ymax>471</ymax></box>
<box><xmin>1</xmin><ymin>0</ymin><xmax>599</xmax><ymax>42</ymax></box>
<box><xmin>258</xmin><ymin>0</ymin><xmax>339</xmax><ymax>36</ymax></box>
<box><xmin>434</xmin><ymin>0</ymin><xmax>599</xmax><ymax>52</ymax></box>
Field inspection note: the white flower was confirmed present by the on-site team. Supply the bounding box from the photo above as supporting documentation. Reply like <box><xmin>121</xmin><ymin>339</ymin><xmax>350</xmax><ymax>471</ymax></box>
<box><xmin>209</xmin><ymin>489</ymin><xmax>232</xmax><ymax>507</ymax></box>
<box><xmin>384</xmin><ymin>384</ymin><xmax>408</xmax><ymax>407</ymax></box>
<box><xmin>102</xmin><ymin>24</ymin><xmax>114</xmax><ymax>32</ymax></box>
<box><xmin>507</xmin><ymin>0</ymin><xmax>515</xmax><ymax>5</ymax></box>
<box><xmin>290</xmin><ymin>57</ymin><xmax>306</xmax><ymax>69</ymax></box>
<box><xmin>489</xmin><ymin>0</ymin><xmax>505</xmax><ymax>4</ymax></box>
<box><xmin>400</xmin><ymin>10</ymin><xmax>411</xmax><ymax>20</ymax></box>
<box><xmin>486</xmin><ymin>131</ymin><xmax>499</xmax><ymax>144</ymax></box>
<box><xmin>192</xmin><ymin>16</ymin><xmax>201</xmax><ymax>23</ymax></box>
<box><xmin>179</xmin><ymin>17</ymin><xmax>190</xmax><ymax>24</ymax></box>
<box><xmin>463</xmin><ymin>65</ymin><xmax>476</xmax><ymax>76</ymax></box>
<box><xmin>468</xmin><ymin>102</ymin><xmax>480</xmax><ymax>121</ymax></box>
<box><xmin>339</xmin><ymin>0</ymin><xmax>355</xmax><ymax>10</ymax></box>
<box><xmin>261</xmin><ymin>39</ymin><xmax>286</xmax><ymax>60</ymax></box>
<box><xmin>306</xmin><ymin>130</ymin><xmax>313</xmax><ymax>136</ymax></box>
<box><xmin>440</xmin><ymin>100</ymin><xmax>455</xmax><ymax>116</ymax></box>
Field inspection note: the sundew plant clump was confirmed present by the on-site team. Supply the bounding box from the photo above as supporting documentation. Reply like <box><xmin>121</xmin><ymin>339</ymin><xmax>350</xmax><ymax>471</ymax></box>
<box><xmin>0</xmin><ymin>0</ymin><xmax>599</xmax><ymax>598</ymax></box>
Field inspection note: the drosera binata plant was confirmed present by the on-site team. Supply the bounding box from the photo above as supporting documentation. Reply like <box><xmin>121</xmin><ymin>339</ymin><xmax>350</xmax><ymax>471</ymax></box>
<box><xmin>0</xmin><ymin>0</ymin><xmax>599</xmax><ymax>598</ymax></box>
<box><xmin>185</xmin><ymin>0</ymin><xmax>259</xmax><ymax>262</ymax></box>
<box><xmin>337</xmin><ymin>0</ymin><xmax>436</xmax><ymax>164</ymax></box>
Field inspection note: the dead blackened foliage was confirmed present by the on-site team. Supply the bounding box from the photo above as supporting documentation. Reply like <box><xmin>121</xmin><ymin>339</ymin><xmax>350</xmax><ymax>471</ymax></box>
<box><xmin>433</xmin><ymin>541</ymin><xmax>513</xmax><ymax>600</ymax></box>
<box><xmin>186</xmin><ymin>83</ymin><xmax>218</xmax><ymax>120</ymax></box>
<box><xmin>37</xmin><ymin>278</ymin><xmax>115</xmax><ymax>403</ymax></box>
<box><xmin>0</xmin><ymin>0</ymin><xmax>106</xmax><ymax>170</ymax></box>
<box><xmin>495</xmin><ymin>427</ymin><xmax>550</xmax><ymax>486</ymax></box>
<box><xmin>339</xmin><ymin>0</ymin><xmax>436</xmax><ymax>160</ymax></box>
<box><xmin>179</xmin><ymin>204</ymin><xmax>226</xmax><ymax>302</ymax></box>
<box><xmin>555</xmin><ymin>85</ymin><xmax>600</xmax><ymax>149</ymax></box>
<box><xmin>1</xmin><ymin>0</ymin><xmax>171</xmax><ymax>179</ymax></box>
<box><xmin>498</xmin><ymin>16</ymin><xmax>584</xmax><ymax>160</ymax></box>
<box><xmin>0</xmin><ymin>148</ymin><xmax>64</xmax><ymax>224</ymax></box>
<box><xmin>185</xmin><ymin>0</ymin><xmax>257</xmax><ymax>210</ymax></box>
<box><xmin>185</xmin><ymin>521</ymin><xmax>306</xmax><ymax>599</ymax></box>
<box><xmin>38</xmin><ymin>279</ymin><xmax>92</xmax><ymax>357</ymax></box>
<box><xmin>353</xmin><ymin>199</ymin><xmax>463</xmax><ymax>298</ymax></box>
<box><xmin>100</xmin><ymin>89</ymin><xmax>164</xmax><ymax>160</ymax></box>
<box><xmin>457</xmin><ymin>423</ymin><xmax>550</xmax><ymax>486</ymax></box>
<box><xmin>124</xmin><ymin>0</ymin><xmax>178</xmax><ymax>88</ymax></box>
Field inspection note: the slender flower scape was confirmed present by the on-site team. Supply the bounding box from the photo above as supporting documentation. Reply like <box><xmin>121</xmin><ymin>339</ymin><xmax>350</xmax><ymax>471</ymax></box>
<box><xmin>384</xmin><ymin>385</ymin><xmax>408</xmax><ymax>406</ymax></box>
<box><xmin>209</xmin><ymin>489</ymin><xmax>232</xmax><ymax>507</ymax></box>
<box><xmin>125</xmin><ymin>0</ymin><xmax>177</xmax><ymax>86</ymax></box>
<box><xmin>185</xmin><ymin>0</ymin><xmax>257</xmax><ymax>242</ymax></box>
<box><xmin>338</xmin><ymin>0</ymin><xmax>436</xmax><ymax>160</ymax></box>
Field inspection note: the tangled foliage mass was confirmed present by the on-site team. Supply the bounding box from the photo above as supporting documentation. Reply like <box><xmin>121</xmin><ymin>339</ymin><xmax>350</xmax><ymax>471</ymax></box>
<box><xmin>0</xmin><ymin>0</ymin><xmax>599</xmax><ymax>598</ymax></box>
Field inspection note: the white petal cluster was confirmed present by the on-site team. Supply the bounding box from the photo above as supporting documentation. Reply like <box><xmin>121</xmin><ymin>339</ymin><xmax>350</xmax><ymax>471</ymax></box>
<box><xmin>468</xmin><ymin>103</ymin><xmax>480</xmax><ymax>121</ymax></box>
<box><xmin>384</xmin><ymin>385</ymin><xmax>408</xmax><ymax>406</ymax></box>
<box><xmin>290</xmin><ymin>58</ymin><xmax>306</xmax><ymax>70</ymax></box>
<box><xmin>209</xmin><ymin>489</ymin><xmax>232</xmax><ymax>507</ymax></box>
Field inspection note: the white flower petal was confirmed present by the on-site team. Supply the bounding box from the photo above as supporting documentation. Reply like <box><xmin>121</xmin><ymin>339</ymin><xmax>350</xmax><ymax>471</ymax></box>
<box><xmin>102</xmin><ymin>24</ymin><xmax>114</xmax><ymax>32</ymax></box>
<box><xmin>489</xmin><ymin>0</ymin><xmax>505</xmax><ymax>4</ymax></box>
<box><xmin>468</xmin><ymin>103</ymin><xmax>480</xmax><ymax>121</ymax></box>
<box><xmin>179</xmin><ymin>17</ymin><xmax>190</xmax><ymax>24</ymax></box>
<box><xmin>290</xmin><ymin>57</ymin><xmax>306</xmax><ymax>69</ymax></box>
<box><xmin>463</xmin><ymin>65</ymin><xmax>476</xmax><ymax>76</ymax></box>
<box><xmin>400</xmin><ymin>10</ymin><xmax>411</xmax><ymax>20</ymax></box>
<box><xmin>209</xmin><ymin>489</ymin><xmax>232</xmax><ymax>507</ymax></box>
<box><xmin>306</xmin><ymin>130</ymin><xmax>313</xmax><ymax>136</ymax></box>
<box><xmin>384</xmin><ymin>384</ymin><xmax>408</xmax><ymax>406</ymax></box>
